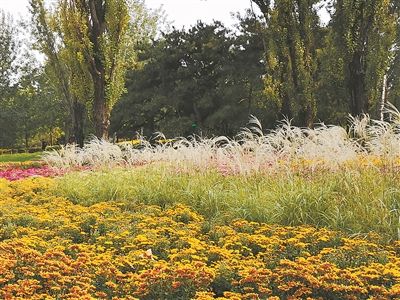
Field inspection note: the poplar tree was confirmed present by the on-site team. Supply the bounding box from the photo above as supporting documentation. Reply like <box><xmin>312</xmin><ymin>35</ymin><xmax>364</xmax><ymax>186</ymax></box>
<box><xmin>252</xmin><ymin>0</ymin><xmax>321</xmax><ymax>127</ymax></box>
<box><xmin>30</xmin><ymin>0</ymin><xmax>87</xmax><ymax>146</ymax></box>
<box><xmin>331</xmin><ymin>0</ymin><xmax>397</xmax><ymax>116</ymax></box>
<box><xmin>387</xmin><ymin>3</ymin><xmax>400</xmax><ymax>109</ymax></box>
<box><xmin>31</xmin><ymin>0</ymin><xmax>158</xmax><ymax>140</ymax></box>
<box><xmin>0</xmin><ymin>11</ymin><xmax>19</xmax><ymax>146</ymax></box>
<box><xmin>57</xmin><ymin>0</ymin><xmax>131</xmax><ymax>139</ymax></box>
<box><xmin>0</xmin><ymin>11</ymin><xmax>17</xmax><ymax>97</ymax></box>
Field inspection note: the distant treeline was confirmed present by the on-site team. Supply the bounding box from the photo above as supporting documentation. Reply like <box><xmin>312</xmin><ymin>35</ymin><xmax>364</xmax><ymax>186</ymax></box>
<box><xmin>0</xmin><ymin>0</ymin><xmax>399</xmax><ymax>147</ymax></box>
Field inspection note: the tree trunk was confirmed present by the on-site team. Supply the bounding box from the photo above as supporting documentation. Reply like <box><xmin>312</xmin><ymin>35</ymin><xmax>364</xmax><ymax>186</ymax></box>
<box><xmin>281</xmin><ymin>93</ymin><xmax>293</xmax><ymax>120</ymax></box>
<box><xmin>93</xmin><ymin>73</ymin><xmax>109</xmax><ymax>140</ymax></box>
<box><xmin>349</xmin><ymin>51</ymin><xmax>368</xmax><ymax>116</ymax></box>
<box><xmin>380</xmin><ymin>73</ymin><xmax>387</xmax><ymax>121</ymax></box>
<box><xmin>279</xmin><ymin>54</ymin><xmax>293</xmax><ymax>120</ymax></box>
<box><xmin>298</xmin><ymin>100</ymin><xmax>315</xmax><ymax>128</ymax></box>
<box><xmin>24</xmin><ymin>130</ymin><xmax>29</xmax><ymax>150</ymax></box>
<box><xmin>73</xmin><ymin>100</ymin><xmax>86</xmax><ymax>147</ymax></box>
<box><xmin>247</xmin><ymin>83</ymin><xmax>253</xmax><ymax>115</ymax></box>
<box><xmin>49</xmin><ymin>128</ymin><xmax>53</xmax><ymax>146</ymax></box>
<box><xmin>86</xmin><ymin>0</ymin><xmax>108</xmax><ymax>140</ymax></box>
<box><xmin>193</xmin><ymin>103</ymin><xmax>202</xmax><ymax>127</ymax></box>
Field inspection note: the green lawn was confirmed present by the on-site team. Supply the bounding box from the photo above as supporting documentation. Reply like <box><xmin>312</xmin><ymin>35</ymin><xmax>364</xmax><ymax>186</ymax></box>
<box><xmin>0</xmin><ymin>152</ymin><xmax>43</xmax><ymax>163</ymax></box>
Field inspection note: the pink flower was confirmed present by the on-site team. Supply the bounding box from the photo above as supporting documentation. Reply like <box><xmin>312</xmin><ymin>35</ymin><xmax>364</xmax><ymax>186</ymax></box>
<box><xmin>0</xmin><ymin>166</ymin><xmax>64</xmax><ymax>181</ymax></box>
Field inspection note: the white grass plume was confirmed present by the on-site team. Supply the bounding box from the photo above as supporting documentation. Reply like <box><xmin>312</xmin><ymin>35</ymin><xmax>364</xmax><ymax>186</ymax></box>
<box><xmin>44</xmin><ymin>103</ymin><xmax>400</xmax><ymax>173</ymax></box>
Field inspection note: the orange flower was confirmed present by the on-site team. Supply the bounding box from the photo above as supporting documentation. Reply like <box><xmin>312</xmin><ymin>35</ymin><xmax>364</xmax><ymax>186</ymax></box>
<box><xmin>172</xmin><ymin>281</ymin><xmax>181</xmax><ymax>289</ymax></box>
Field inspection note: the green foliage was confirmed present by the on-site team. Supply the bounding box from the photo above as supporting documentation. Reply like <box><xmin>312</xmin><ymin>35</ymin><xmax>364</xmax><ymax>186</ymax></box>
<box><xmin>0</xmin><ymin>11</ymin><xmax>19</xmax><ymax>147</ymax></box>
<box><xmin>30</xmin><ymin>0</ymin><xmax>90</xmax><ymax>146</ymax></box>
<box><xmin>0</xmin><ymin>8</ymin><xmax>64</xmax><ymax>149</ymax></box>
<box><xmin>0</xmin><ymin>11</ymin><xmax>17</xmax><ymax>96</ymax></box>
<box><xmin>55</xmin><ymin>0</ymin><xmax>158</xmax><ymax>139</ymax></box>
<box><xmin>252</xmin><ymin>0</ymin><xmax>322</xmax><ymax>126</ymax></box>
<box><xmin>111</xmin><ymin>20</ymin><xmax>270</xmax><ymax>138</ymax></box>
<box><xmin>387</xmin><ymin>10</ymin><xmax>400</xmax><ymax>108</ymax></box>
<box><xmin>10</xmin><ymin>56</ymin><xmax>66</xmax><ymax>148</ymax></box>
<box><xmin>252</xmin><ymin>0</ymin><xmax>399</xmax><ymax>121</ymax></box>
<box><xmin>330</xmin><ymin>0</ymin><xmax>397</xmax><ymax>116</ymax></box>
<box><xmin>315</xmin><ymin>28</ymin><xmax>349</xmax><ymax>124</ymax></box>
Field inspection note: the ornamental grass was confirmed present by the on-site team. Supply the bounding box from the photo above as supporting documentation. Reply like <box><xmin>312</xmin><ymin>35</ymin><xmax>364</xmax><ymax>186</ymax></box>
<box><xmin>52</xmin><ymin>165</ymin><xmax>400</xmax><ymax>242</ymax></box>
<box><xmin>43</xmin><ymin>106</ymin><xmax>400</xmax><ymax>174</ymax></box>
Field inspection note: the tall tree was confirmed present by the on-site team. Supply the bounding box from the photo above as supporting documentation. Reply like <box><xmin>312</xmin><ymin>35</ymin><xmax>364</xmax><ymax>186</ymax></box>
<box><xmin>30</xmin><ymin>0</ymin><xmax>158</xmax><ymax>141</ymax></box>
<box><xmin>30</xmin><ymin>0</ymin><xmax>87</xmax><ymax>146</ymax></box>
<box><xmin>315</xmin><ymin>27</ymin><xmax>349</xmax><ymax>124</ymax></box>
<box><xmin>57</xmin><ymin>0</ymin><xmax>136</xmax><ymax>139</ymax></box>
<box><xmin>0</xmin><ymin>11</ymin><xmax>18</xmax><ymax>97</ymax></box>
<box><xmin>252</xmin><ymin>0</ymin><xmax>322</xmax><ymax>127</ymax></box>
<box><xmin>0</xmin><ymin>11</ymin><xmax>19</xmax><ymax>147</ymax></box>
<box><xmin>331</xmin><ymin>0</ymin><xmax>397</xmax><ymax>116</ymax></box>
<box><xmin>13</xmin><ymin>57</ymin><xmax>45</xmax><ymax>149</ymax></box>
<box><xmin>387</xmin><ymin>3</ymin><xmax>400</xmax><ymax>109</ymax></box>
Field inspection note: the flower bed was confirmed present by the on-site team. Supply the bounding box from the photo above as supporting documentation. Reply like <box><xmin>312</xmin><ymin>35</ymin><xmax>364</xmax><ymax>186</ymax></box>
<box><xmin>0</xmin><ymin>164</ymin><xmax>63</xmax><ymax>181</ymax></box>
<box><xmin>0</xmin><ymin>178</ymin><xmax>399</xmax><ymax>299</ymax></box>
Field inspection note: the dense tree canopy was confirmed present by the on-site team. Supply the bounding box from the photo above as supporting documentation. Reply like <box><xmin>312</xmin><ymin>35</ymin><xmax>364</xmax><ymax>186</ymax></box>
<box><xmin>110</xmin><ymin>20</ymin><xmax>268</xmax><ymax>137</ymax></box>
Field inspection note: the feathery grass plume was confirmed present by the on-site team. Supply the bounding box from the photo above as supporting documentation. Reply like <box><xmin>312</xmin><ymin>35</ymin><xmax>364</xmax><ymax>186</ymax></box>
<box><xmin>349</xmin><ymin>113</ymin><xmax>370</xmax><ymax>142</ymax></box>
<box><xmin>43</xmin><ymin>136</ymin><xmax>124</xmax><ymax>169</ymax></box>
<box><xmin>44</xmin><ymin>104</ymin><xmax>400</xmax><ymax>173</ymax></box>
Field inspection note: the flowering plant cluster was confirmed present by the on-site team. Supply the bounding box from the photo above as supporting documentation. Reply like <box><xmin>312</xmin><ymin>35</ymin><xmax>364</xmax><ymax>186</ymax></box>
<box><xmin>0</xmin><ymin>178</ymin><xmax>399</xmax><ymax>299</ymax></box>
<box><xmin>0</xmin><ymin>164</ymin><xmax>63</xmax><ymax>181</ymax></box>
